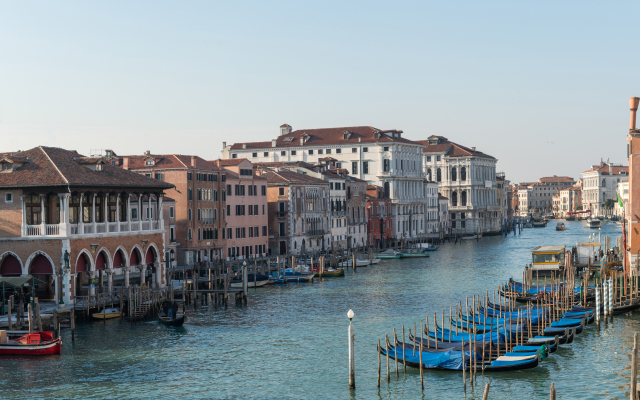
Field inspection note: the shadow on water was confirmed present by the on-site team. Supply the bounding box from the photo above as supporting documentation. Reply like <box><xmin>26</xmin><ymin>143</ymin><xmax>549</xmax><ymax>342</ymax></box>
<box><xmin>0</xmin><ymin>221</ymin><xmax>634</xmax><ymax>399</ymax></box>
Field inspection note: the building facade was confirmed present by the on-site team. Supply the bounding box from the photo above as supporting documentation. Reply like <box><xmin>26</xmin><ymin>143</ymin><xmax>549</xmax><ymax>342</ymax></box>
<box><xmin>418</xmin><ymin>136</ymin><xmax>501</xmax><ymax>235</ymax></box>
<box><xmin>215</xmin><ymin>159</ymin><xmax>269</xmax><ymax>260</ymax></box>
<box><xmin>263</xmin><ymin>169</ymin><xmax>331</xmax><ymax>255</ymax></box>
<box><xmin>118</xmin><ymin>152</ymin><xmax>226</xmax><ymax>266</ymax></box>
<box><xmin>366</xmin><ymin>185</ymin><xmax>393</xmax><ymax>246</ymax></box>
<box><xmin>438</xmin><ymin>195</ymin><xmax>450</xmax><ymax>234</ymax></box>
<box><xmin>0</xmin><ymin>147</ymin><xmax>172</xmax><ymax>306</ymax></box>
<box><xmin>581</xmin><ymin>162</ymin><xmax>629</xmax><ymax>217</ymax></box>
<box><xmin>223</xmin><ymin>125</ymin><xmax>428</xmax><ymax>239</ymax></box>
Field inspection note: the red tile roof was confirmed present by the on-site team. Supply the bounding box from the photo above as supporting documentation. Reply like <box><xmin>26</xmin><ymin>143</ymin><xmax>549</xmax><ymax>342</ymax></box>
<box><xmin>263</xmin><ymin>170</ymin><xmax>329</xmax><ymax>185</ymax></box>
<box><xmin>582</xmin><ymin>163</ymin><xmax>629</xmax><ymax>175</ymax></box>
<box><xmin>0</xmin><ymin>147</ymin><xmax>173</xmax><ymax>190</ymax></box>
<box><xmin>416</xmin><ymin>136</ymin><xmax>495</xmax><ymax>159</ymax></box>
<box><xmin>215</xmin><ymin>158</ymin><xmax>248</xmax><ymax>166</ymax></box>
<box><xmin>538</xmin><ymin>175</ymin><xmax>575</xmax><ymax>183</ymax></box>
<box><xmin>119</xmin><ymin>154</ymin><xmax>222</xmax><ymax>171</ymax></box>
<box><xmin>230</xmin><ymin>126</ymin><xmax>421</xmax><ymax>150</ymax></box>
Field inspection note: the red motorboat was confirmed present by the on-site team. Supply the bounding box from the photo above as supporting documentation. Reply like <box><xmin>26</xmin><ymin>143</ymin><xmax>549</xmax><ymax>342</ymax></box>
<box><xmin>0</xmin><ymin>331</ymin><xmax>61</xmax><ymax>355</ymax></box>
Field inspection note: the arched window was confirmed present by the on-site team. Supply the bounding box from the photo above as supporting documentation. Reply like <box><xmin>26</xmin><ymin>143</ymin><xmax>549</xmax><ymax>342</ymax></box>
<box><xmin>437</xmin><ymin>168</ymin><xmax>442</xmax><ymax>182</ymax></box>
<box><xmin>452</xmin><ymin>191</ymin><xmax>458</xmax><ymax>206</ymax></box>
<box><xmin>451</xmin><ymin>167</ymin><xmax>457</xmax><ymax>182</ymax></box>
<box><xmin>461</xmin><ymin>191</ymin><xmax>467</xmax><ymax>206</ymax></box>
<box><xmin>461</xmin><ymin>167</ymin><xmax>466</xmax><ymax>181</ymax></box>
<box><xmin>427</xmin><ymin>168</ymin><xmax>432</xmax><ymax>181</ymax></box>
<box><xmin>602</xmin><ymin>179</ymin><xmax>606</xmax><ymax>187</ymax></box>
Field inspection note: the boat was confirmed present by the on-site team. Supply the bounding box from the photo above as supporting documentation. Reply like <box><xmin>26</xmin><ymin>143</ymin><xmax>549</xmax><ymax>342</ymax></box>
<box><xmin>283</xmin><ymin>271</ymin><xmax>316</xmax><ymax>282</ymax></box>
<box><xmin>318</xmin><ymin>268</ymin><xmax>345</xmax><ymax>277</ymax></box>
<box><xmin>555</xmin><ymin>223</ymin><xmax>565</xmax><ymax>231</ymax></box>
<box><xmin>338</xmin><ymin>258</ymin><xmax>379</xmax><ymax>267</ymax></box>
<box><xmin>92</xmin><ymin>307</ymin><xmax>121</xmax><ymax>320</ymax></box>
<box><xmin>461</xmin><ymin>234</ymin><xmax>481</xmax><ymax>240</ymax></box>
<box><xmin>587</xmin><ymin>218</ymin><xmax>601</xmax><ymax>228</ymax></box>
<box><xmin>158</xmin><ymin>314</ymin><xmax>186</xmax><ymax>327</ymax></box>
<box><xmin>0</xmin><ymin>331</ymin><xmax>61</xmax><ymax>355</ymax></box>
<box><xmin>422</xmin><ymin>245</ymin><xmax>438</xmax><ymax>252</ymax></box>
<box><xmin>229</xmin><ymin>279</ymin><xmax>269</xmax><ymax>288</ymax></box>
<box><xmin>399</xmin><ymin>251</ymin><xmax>429</xmax><ymax>258</ymax></box>
<box><xmin>532</xmin><ymin>217</ymin><xmax>547</xmax><ymax>228</ymax></box>
<box><xmin>377</xmin><ymin>250</ymin><xmax>402</xmax><ymax>259</ymax></box>
<box><xmin>529</xmin><ymin>245</ymin><xmax>566</xmax><ymax>276</ymax></box>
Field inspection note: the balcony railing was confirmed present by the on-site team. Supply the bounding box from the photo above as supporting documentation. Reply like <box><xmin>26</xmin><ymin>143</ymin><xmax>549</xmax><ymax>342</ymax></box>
<box><xmin>332</xmin><ymin>210</ymin><xmax>347</xmax><ymax>216</ymax></box>
<box><xmin>23</xmin><ymin>219</ymin><xmax>164</xmax><ymax>238</ymax></box>
<box><xmin>45</xmin><ymin>224</ymin><xmax>59</xmax><ymax>236</ymax></box>
<box><xmin>307</xmin><ymin>230</ymin><xmax>325</xmax><ymax>237</ymax></box>
<box><xmin>202</xmin><ymin>217</ymin><xmax>214</xmax><ymax>225</ymax></box>
<box><xmin>25</xmin><ymin>225</ymin><xmax>41</xmax><ymax>236</ymax></box>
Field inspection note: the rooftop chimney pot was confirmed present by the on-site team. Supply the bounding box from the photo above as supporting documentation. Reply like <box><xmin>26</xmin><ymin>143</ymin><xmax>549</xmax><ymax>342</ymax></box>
<box><xmin>272</xmin><ymin>139</ymin><xmax>277</xmax><ymax>147</ymax></box>
<box><xmin>191</xmin><ymin>156</ymin><xmax>196</xmax><ymax>167</ymax></box>
<box><xmin>123</xmin><ymin>157</ymin><xmax>130</xmax><ymax>170</ymax></box>
<box><xmin>631</xmin><ymin>97</ymin><xmax>640</xmax><ymax>131</ymax></box>
<box><xmin>223</xmin><ymin>141</ymin><xmax>227</xmax><ymax>148</ymax></box>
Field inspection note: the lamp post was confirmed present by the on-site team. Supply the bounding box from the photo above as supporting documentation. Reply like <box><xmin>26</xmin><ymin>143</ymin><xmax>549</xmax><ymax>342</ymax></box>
<box><xmin>347</xmin><ymin>308</ymin><xmax>355</xmax><ymax>389</ymax></box>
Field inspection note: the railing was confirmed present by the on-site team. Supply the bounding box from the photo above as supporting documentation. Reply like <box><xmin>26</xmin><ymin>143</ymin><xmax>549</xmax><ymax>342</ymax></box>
<box><xmin>84</xmin><ymin>225</ymin><xmax>94</xmax><ymax>234</ymax></box>
<box><xmin>25</xmin><ymin>225</ymin><xmax>41</xmax><ymax>236</ymax></box>
<box><xmin>308</xmin><ymin>230</ymin><xmax>325</xmax><ymax>236</ymax></box>
<box><xmin>277</xmin><ymin>212</ymin><xmax>286</xmax><ymax>218</ymax></box>
<box><xmin>332</xmin><ymin>211</ymin><xmax>347</xmax><ymax>216</ymax></box>
<box><xmin>142</xmin><ymin>221</ymin><xmax>150</xmax><ymax>230</ymax></box>
<box><xmin>202</xmin><ymin>218</ymin><xmax>214</xmax><ymax>225</ymax></box>
<box><xmin>45</xmin><ymin>224</ymin><xmax>59</xmax><ymax>235</ymax></box>
<box><xmin>108</xmin><ymin>222</ymin><xmax>118</xmax><ymax>232</ymax></box>
<box><xmin>96</xmin><ymin>224</ymin><xmax>106</xmax><ymax>233</ymax></box>
<box><xmin>120</xmin><ymin>222</ymin><xmax>128</xmax><ymax>231</ymax></box>
<box><xmin>69</xmin><ymin>224</ymin><xmax>79</xmax><ymax>234</ymax></box>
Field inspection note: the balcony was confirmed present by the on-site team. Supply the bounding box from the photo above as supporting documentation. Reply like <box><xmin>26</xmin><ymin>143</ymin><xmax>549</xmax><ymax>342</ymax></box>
<box><xmin>307</xmin><ymin>229</ymin><xmax>325</xmax><ymax>237</ymax></box>
<box><xmin>202</xmin><ymin>217</ymin><xmax>214</xmax><ymax>225</ymax></box>
<box><xmin>23</xmin><ymin>219</ymin><xmax>163</xmax><ymax>238</ymax></box>
<box><xmin>332</xmin><ymin>210</ymin><xmax>347</xmax><ymax>217</ymax></box>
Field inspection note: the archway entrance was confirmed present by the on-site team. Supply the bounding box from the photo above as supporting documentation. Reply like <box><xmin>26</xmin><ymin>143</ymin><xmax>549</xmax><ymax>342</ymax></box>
<box><xmin>95</xmin><ymin>251</ymin><xmax>108</xmax><ymax>291</ymax></box>
<box><xmin>75</xmin><ymin>252</ymin><xmax>90</xmax><ymax>297</ymax></box>
<box><xmin>29</xmin><ymin>254</ymin><xmax>54</xmax><ymax>300</ymax></box>
<box><xmin>130</xmin><ymin>248</ymin><xmax>142</xmax><ymax>285</ymax></box>
<box><xmin>112</xmin><ymin>249</ymin><xmax>126</xmax><ymax>289</ymax></box>
<box><xmin>145</xmin><ymin>247</ymin><xmax>157</xmax><ymax>288</ymax></box>
<box><xmin>0</xmin><ymin>255</ymin><xmax>22</xmax><ymax>276</ymax></box>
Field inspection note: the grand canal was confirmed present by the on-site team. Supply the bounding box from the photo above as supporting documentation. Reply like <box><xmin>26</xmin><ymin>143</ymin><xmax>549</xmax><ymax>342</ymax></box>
<box><xmin>1</xmin><ymin>220</ymin><xmax>635</xmax><ymax>399</ymax></box>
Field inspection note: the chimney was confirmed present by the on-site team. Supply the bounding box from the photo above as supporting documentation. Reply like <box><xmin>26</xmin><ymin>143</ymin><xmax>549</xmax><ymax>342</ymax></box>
<box><xmin>242</xmin><ymin>144</ymin><xmax>246</xmax><ymax>149</ymax></box>
<box><xmin>191</xmin><ymin>156</ymin><xmax>196</xmax><ymax>167</ymax></box>
<box><xmin>610</xmin><ymin>164</ymin><xmax>613</xmax><ymax>174</ymax></box>
<box><xmin>123</xmin><ymin>157</ymin><xmax>130</xmax><ymax>170</ymax></box>
<box><xmin>631</xmin><ymin>97</ymin><xmax>640</xmax><ymax>131</ymax></box>
<box><xmin>145</xmin><ymin>150</ymin><xmax>150</xmax><ymax>156</ymax></box>
<box><xmin>272</xmin><ymin>139</ymin><xmax>277</xmax><ymax>147</ymax></box>
<box><xmin>471</xmin><ymin>147</ymin><xmax>476</xmax><ymax>151</ymax></box>
<box><xmin>223</xmin><ymin>141</ymin><xmax>227</xmax><ymax>148</ymax></box>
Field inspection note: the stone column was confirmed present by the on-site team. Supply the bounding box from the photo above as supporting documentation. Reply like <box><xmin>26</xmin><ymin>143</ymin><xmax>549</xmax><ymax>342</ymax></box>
<box><xmin>89</xmin><ymin>271</ymin><xmax>97</xmax><ymax>296</ymax></box>
<box><xmin>152</xmin><ymin>262</ymin><xmax>159</xmax><ymax>289</ymax></box>
<box><xmin>53</xmin><ymin>272</ymin><xmax>59</xmax><ymax>305</ymax></box>
<box><xmin>116</xmin><ymin>195</ymin><xmax>121</xmax><ymax>232</ymax></box>
<box><xmin>20</xmin><ymin>195</ymin><xmax>26</xmax><ymax>236</ymax></box>
<box><xmin>127</xmin><ymin>194</ymin><xmax>132</xmax><ymax>231</ymax></box>
<box><xmin>79</xmin><ymin>193</ymin><xmax>84</xmax><ymax>234</ymax></box>
<box><xmin>104</xmin><ymin>194</ymin><xmax>109</xmax><ymax>228</ymax></box>
<box><xmin>107</xmin><ymin>270</ymin><xmax>113</xmax><ymax>294</ymax></box>
<box><xmin>140</xmin><ymin>265</ymin><xmax>147</xmax><ymax>288</ymax></box>
<box><xmin>124</xmin><ymin>265</ymin><xmax>130</xmax><ymax>288</ymax></box>
<box><xmin>138</xmin><ymin>194</ymin><xmax>143</xmax><ymax>230</ymax></box>
<box><xmin>92</xmin><ymin>193</ymin><xmax>97</xmax><ymax>232</ymax></box>
<box><xmin>40</xmin><ymin>194</ymin><xmax>46</xmax><ymax>236</ymax></box>
<box><xmin>158</xmin><ymin>194</ymin><xmax>164</xmax><ymax>229</ymax></box>
<box><xmin>149</xmin><ymin>195</ymin><xmax>154</xmax><ymax>229</ymax></box>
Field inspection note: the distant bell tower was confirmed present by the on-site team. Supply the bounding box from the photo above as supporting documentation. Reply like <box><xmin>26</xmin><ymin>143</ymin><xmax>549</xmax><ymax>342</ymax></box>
<box><xmin>627</xmin><ymin>97</ymin><xmax>640</xmax><ymax>272</ymax></box>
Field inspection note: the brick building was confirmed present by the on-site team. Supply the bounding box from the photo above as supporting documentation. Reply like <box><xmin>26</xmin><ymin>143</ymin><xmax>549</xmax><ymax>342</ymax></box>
<box><xmin>116</xmin><ymin>152</ymin><xmax>226</xmax><ymax>266</ymax></box>
<box><xmin>0</xmin><ymin>147</ymin><xmax>172</xmax><ymax>305</ymax></box>
<box><xmin>366</xmin><ymin>185</ymin><xmax>393</xmax><ymax>246</ymax></box>
<box><xmin>213</xmin><ymin>158</ymin><xmax>268</xmax><ymax>260</ymax></box>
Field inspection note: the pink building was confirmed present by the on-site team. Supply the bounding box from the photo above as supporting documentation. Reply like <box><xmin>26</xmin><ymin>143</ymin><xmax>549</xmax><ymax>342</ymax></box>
<box><xmin>214</xmin><ymin>159</ymin><xmax>268</xmax><ymax>260</ymax></box>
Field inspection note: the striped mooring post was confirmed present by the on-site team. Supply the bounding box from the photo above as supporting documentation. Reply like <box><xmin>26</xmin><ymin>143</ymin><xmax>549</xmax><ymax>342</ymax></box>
<box><xmin>608</xmin><ymin>278</ymin><xmax>613</xmax><ymax>316</ymax></box>
<box><xmin>603</xmin><ymin>282</ymin><xmax>609</xmax><ymax>317</ymax></box>
<box><xmin>595</xmin><ymin>284</ymin><xmax>600</xmax><ymax>321</ymax></box>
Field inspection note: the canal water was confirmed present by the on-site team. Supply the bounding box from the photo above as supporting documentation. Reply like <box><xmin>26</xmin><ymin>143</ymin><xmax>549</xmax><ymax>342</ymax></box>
<box><xmin>1</xmin><ymin>220</ymin><xmax>635</xmax><ymax>399</ymax></box>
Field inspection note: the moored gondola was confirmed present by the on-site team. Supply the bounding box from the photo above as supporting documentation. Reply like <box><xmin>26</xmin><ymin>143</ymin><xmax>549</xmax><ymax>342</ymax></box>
<box><xmin>158</xmin><ymin>314</ymin><xmax>186</xmax><ymax>327</ymax></box>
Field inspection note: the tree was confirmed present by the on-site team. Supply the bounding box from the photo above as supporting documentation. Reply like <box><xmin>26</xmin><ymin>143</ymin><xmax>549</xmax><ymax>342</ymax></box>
<box><xmin>604</xmin><ymin>198</ymin><xmax>616</xmax><ymax>210</ymax></box>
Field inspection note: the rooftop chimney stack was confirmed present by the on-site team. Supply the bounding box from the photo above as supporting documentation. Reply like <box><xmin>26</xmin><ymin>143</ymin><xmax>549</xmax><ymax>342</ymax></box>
<box><xmin>123</xmin><ymin>157</ymin><xmax>130</xmax><ymax>170</ymax></box>
<box><xmin>630</xmin><ymin>97</ymin><xmax>640</xmax><ymax>131</ymax></box>
<box><xmin>223</xmin><ymin>141</ymin><xmax>227</xmax><ymax>148</ymax></box>
<box><xmin>191</xmin><ymin>156</ymin><xmax>196</xmax><ymax>167</ymax></box>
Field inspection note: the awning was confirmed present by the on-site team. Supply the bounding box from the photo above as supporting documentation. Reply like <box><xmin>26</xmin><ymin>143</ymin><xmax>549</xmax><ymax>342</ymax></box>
<box><xmin>0</xmin><ymin>276</ymin><xmax>32</xmax><ymax>287</ymax></box>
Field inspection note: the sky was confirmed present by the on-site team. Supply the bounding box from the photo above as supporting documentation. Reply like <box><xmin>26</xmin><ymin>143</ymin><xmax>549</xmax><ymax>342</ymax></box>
<box><xmin>1</xmin><ymin>1</ymin><xmax>638</xmax><ymax>182</ymax></box>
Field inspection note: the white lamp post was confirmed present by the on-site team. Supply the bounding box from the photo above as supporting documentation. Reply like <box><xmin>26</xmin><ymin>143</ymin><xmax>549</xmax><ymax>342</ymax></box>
<box><xmin>347</xmin><ymin>309</ymin><xmax>355</xmax><ymax>389</ymax></box>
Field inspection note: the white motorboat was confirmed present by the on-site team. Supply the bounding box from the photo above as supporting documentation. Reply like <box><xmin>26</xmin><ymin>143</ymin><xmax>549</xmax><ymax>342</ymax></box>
<box><xmin>587</xmin><ymin>219</ymin><xmax>601</xmax><ymax>228</ymax></box>
<box><xmin>338</xmin><ymin>258</ymin><xmax>380</xmax><ymax>267</ymax></box>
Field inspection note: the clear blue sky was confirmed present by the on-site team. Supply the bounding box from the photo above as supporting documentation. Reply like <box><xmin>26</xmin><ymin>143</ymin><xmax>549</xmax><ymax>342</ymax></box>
<box><xmin>0</xmin><ymin>1</ymin><xmax>637</xmax><ymax>182</ymax></box>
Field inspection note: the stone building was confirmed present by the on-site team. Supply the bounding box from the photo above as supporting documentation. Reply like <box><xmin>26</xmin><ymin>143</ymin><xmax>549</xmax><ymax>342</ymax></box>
<box><xmin>0</xmin><ymin>147</ymin><xmax>172</xmax><ymax>306</ymax></box>
<box><xmin>262</xmin><ymin>169</ymin><xmax>331</xmax><ymax>255</ymax></box>
<box><xmin>581</xmin><ymin>161</ymin><xmax>629</xmax><ymax>217</ymax></box>
<box><xmin>223</xmin><ymin>125</ymin><xmax>429</xmax><ymax>239</ymax></box>
<box><xmin>417</xmin><ymin>136</ymin><xmax>501</xmax><ymax>235</ymax></box>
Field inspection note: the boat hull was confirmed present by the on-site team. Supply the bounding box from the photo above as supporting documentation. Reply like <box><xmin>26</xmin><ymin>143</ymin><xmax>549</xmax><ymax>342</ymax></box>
<box><xmin>158</xmin><ymin>315</ymin><xmax>185</xmax><ymax>327</ymax></box>
<box><xmin>0</xmin><ymin>338</ymin><xmax>61</xmax><ymax>356</ymax></box>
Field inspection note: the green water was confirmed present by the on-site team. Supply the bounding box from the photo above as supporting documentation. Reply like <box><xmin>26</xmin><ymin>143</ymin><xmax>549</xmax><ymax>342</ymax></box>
<box><xmin>1</xmin><ymin>220</ymin><xmax>635</xmax><ymax>399</ymax></box>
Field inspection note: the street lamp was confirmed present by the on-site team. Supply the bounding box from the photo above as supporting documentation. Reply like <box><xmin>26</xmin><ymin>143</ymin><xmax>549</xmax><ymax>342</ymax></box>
<box><xmin>347</xmin><ymin>309</ymin><xmax>355</xmax><ymax>389</ymax></box>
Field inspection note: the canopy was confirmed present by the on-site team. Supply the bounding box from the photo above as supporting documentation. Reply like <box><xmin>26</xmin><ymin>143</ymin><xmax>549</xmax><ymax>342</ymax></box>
<box><xmin>0</xmin><ymin>276</ymin><xmax>32</xmax><ymax>287</ymax></box>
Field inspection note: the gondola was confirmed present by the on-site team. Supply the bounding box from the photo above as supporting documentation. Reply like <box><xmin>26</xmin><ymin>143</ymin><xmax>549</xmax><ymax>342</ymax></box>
<box><xmin>158</xmin><ymin>314</ymin><xmax>185</xmax><ymax>327</ymax></box>
<box><xmin>612</xmin><ymin>301</ymin><xmax>640</xmax><ymax>315</ymax></box>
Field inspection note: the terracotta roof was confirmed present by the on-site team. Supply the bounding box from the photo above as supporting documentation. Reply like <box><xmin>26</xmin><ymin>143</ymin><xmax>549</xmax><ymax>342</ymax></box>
<box><xmin>263</xmin><ymin>170</ymin><xmax>329</xmax><ymax>185</ymax></box>
<box><xmin>0</xmin><ymin>155</ymin><xmax>30</xmax><ymax>163</ymax></box>
<box><xmin>320</xmin><ymin>157</ymin><xmax>338</xmax><ymax>161</ymax></box>
<box><xmin>119</xmin><ymin>154</ymin><xmax>222</xmax><ymax>171</ymax></box>
<box><xmin>215</xmin><ymin>158</ymin><xmax>248</xmax><ymax>166</ymax></box>
<box><xmin>254</xmin><ymin>161</ymin><xmax>317</xmax><ymax>170</ymax></box>
<box><xmin>0</xmin><ymin>146</ymin><xmax>174</xmax><ymax>190</ymax></box>
<box><xmin>538</xmin><ymin>176</ymin><xmax>575</xmax><ymax>183</ymax></box>
<box><xmin>163</xmin><ymin>196</ymin><xmax>176</xmax><ymax>203</ymax></box>
<box><xmin>582</xmin><ymin>164</ymin><xmax>629</xmax><ymax>175</ymax></box>
<box><xmin>367</xmin><ymin>184</ymin><xmax>381</xmax><ymax>190</ymax></box>
<box><xmin>416</xmin><ymin>136</ymin><xmax>495</xmax><ymax>159</ymax></box>
<box><xmin>438</xmin><ymin>194</ymin><xmax>449</xmax><ymax>200</ymax></box>
<box><xmin>230</xmin><ymin>126</ymin><xmax>421</xmax><ymax>150</ymax></box>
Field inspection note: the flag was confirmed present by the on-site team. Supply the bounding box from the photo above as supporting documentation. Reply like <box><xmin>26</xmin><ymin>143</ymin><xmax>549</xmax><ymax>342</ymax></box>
<box><xmin>617</xmin><ymin>192</ymin><xmax>624</xmax><ymax>208</ymax></box>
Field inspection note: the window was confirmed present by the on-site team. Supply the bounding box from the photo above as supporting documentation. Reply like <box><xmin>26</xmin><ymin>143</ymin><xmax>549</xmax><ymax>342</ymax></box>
<box><xmin>170</xmin><ymin>226</ymin><xmax>175</xmax><ymax>242</ymax></box>
<box><xmin>336</xmin><ymin>148</ymin><xmax>341</xmax><ymax>154</ymax></box>
<box><xmin>281</xmin><ymin>151</ymin><xmax>286</xmax><ymax>156</ymax></box>
<box><xmin>336</xmin><ymin>163</ymin><xmax>341</xmax><ymax>168</ymax></box>
<box><xmin>198</xmin><ymin>229</ymin><xmax>201</xmax><ymax>240</ymax></box>
<box><xmin>187</xmin><ymin>188</ymin><xmax>193</xmax><ymax>201</ymax></box>
<box><xmin>384</xmin><ymin>146</ymin><xmax>389</xmax><ymax>152</ymax></box>
<box><xmin>188</xmin><ymin>229</ymin><xmax>192</xmax><ymax>240</ymax></box>
<box><xmin>437</xmin><ymin>168</ymin><xmax>442</xmax><ymax>182</ymax></box>
<box><xmin>154</xmin><ymin>173</ymin><xmax>162</xmax><ymax>180</ymax></box>
<box><xmin>383</xmin><ymin>159</ymin><xmax>390</xmax><ymax>172</ymax></box>
<box><xmin>254</xmin><ymin>205</ymin><xmax>258</xmax><ymax>215</ymax></box>
<box><xmin>263</xmin><ymin>152</ymin><xmax>268</xmax><ymax>157</ymax></box>
<box><xmin>362</xmin><ymin>162</ymin><xmax>369</xmax><ymax>174</ymax></box>
<box><xmin>427</xmin><ymin>156</ymin><xmax>431</xmax><ymax>162</ymax></box>
<box><xmin>262</xmin><ymin>185</ymin><xmax>266</xmax><ymax>196</ymax></box>
<box><xmin>318</xmin><ymin>149</ymin><xmax>323</xmax><ymax>155</ymax></box>
<box><xmin>352</xmin><ymin>162</ymin><xmax>358</xmax><ymax>175</ymax></box>
<box><xmin>263</xmin><ymin>226</ymin><xmax>267</xmax><ymax>236</ymax></box>
<box><xmin>279</xmin><ymin>222</ymin><xmax>286</xmax><ymax>236</ymax></box>
<box><xmin>252</xmin><ymin>152</ymin><xmax>257</xmax><ymax>157</ymax></box>
<box><xmin>146</xmin><ymin>160</ymin><xmax>154</xmax><ymax>166</ymax></box>
<box><xmin>222</xmin><ymin>190</ymin><xmax>226</xmax><ymax>201</ymax></box>
<box><xmin>279</xmin><ymin>188</ymin><xmax>285</xmax><ymax>196</ymax></box>
<box><xmin>232</xmin><ymin>154</ymin><xmax>237</xmax><ymax>159</ymax></box>
<box><xmin>1</xmin><ymin>163</ymin><xmax>13</xmax><ymax>171</ymax></box>
<box><xmin>221</xmin><ymin>174</ymin><xmax>226</xmax><ymax>182</ymax></box>
<box><xmin>309</xmin><ymin>150</ymin><xmax>314</xmax><ymax>155</ymax></box>
<box><xmin>169</xmin><ymin>206</ymin><xmax>174</xmax><ymax>218</ymax></box>
<box><xmin>227</xmin><ymin>228</ymin><xmax>232</xmax><ymax>239</ymax></box>
<box><xmin>249</xmin><ymin>205</ymin><xmax>253</xmax><ymax>216</ymax></box>
<box><xmin>437</xmin><ymin>155</ymin><xmax>441</xmax><ymax>161</ymax></box>
<box><xmin>214</xmin><ymin>190</ymin><xmax>218</xmax><ymax>201</ymax></box>
<box><xmin>197</xmin><ymin>208</ymin><xmax>201</xmax><ymax>220</ymax></box>
<box><xmin>187</xmin><ymin>172</ymin><xmax>192</xmax><ymax>181</ymax></box>
<box><xmin>363</xmin><ymin>147</ymin><xmax>368</xmax><ymax>152</ymax></box>
<box><xmin>4</xmin><ymin>193</ymin><xmax>12</xmax><ymax>203</ymax></box>
<box><xmin>291</xmin><ymin>150</ymin><xmax>297</xmax><ymax>156</ymax></box>
<box><xmin>227</xmin><ymin>204</ymin><xmax>230</xmax><ymax>216</ymax></box>
<box><xmin>188</xmin><ymin>208</ymin><xmax>192</xmax><ymax>221</ymax></box>
<box><xmin>131</xmin><ymin>208</ymin><xmax>138</xmax><ymax>220</ymax></box>
<box><xmin>248</xmin><ymin>185</ymin><xmax>253</xmax><ymax>196</ymax></box>
<box><xmin>326</xmin><ymin>149</ymin><xmax>331</xmax><ymax>154</ymax></box>
<box><xmin>197</xmin><ymin>188</ymin><xmax>202</xmax><ymax>200</ymax></box>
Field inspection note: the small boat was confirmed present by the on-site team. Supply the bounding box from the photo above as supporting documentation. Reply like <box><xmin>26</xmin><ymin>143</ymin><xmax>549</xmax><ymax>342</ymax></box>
<box><xmin>532</xmin><ymin>217</ymin><xmax>547</xmax><ymax>228</ymax></box>
<box><xmin>461</xmin><ymin>234</ymin><xmax>481</xmax><ymax>240</ymax></box>
<box><xmin>338</xmin><ymin>258</ymin><xmax>379</xmax><ymax>267</ymax></box>
<box><xmin>422</xmin><ymin>245</ymin><xmax>438</xmax><ymax>252</ymax></box>
<box><xmin>283</xmin><ymin>271</ymin><xmax>316</xmax><ymax>282</ymax></box>
<box><xmin>158</xmin><ymin>314</ymin><xmax>185</xmax><ymax>327</ymax></box>
<box><xmin>229</xmin><ymin>279</ymin><xmax>269</xmax><ymax>288</ymax></box>
<box><xmin>92</xmin><ymin>307</ymin><xmax>121</xmax><ymax>320</ymax></box>
<box><xmin>377</xmin><ymin>250</ymin><xmax>402</xmax><ymax>259</ymax></box>
<box><xmin>587</xmin><ymin>219</ymin><xmax>601</xmax><ymax>228</ymax></box>
<box><xmin>319</xmin><ymin>268</ymin><xmax>345</xmax><ymax>277</ymax></box>
<box><xmin>0</xmin><ymin>331</ymin><xmax>61</xmax><ymax>355</ymax></box>
<box><xmin>399</xmin><ymin>251</ymin><xmax>429</xmax><ymax>258</ymax></box>
<box><xmin>555</xmin><ymin>223</ymin><xmax>565</xmax><ymax>231</ymax></box>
